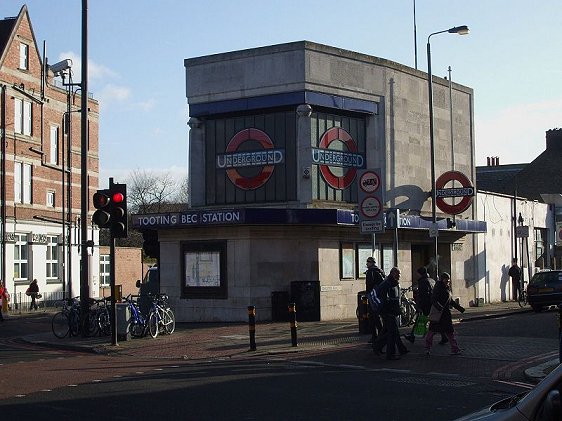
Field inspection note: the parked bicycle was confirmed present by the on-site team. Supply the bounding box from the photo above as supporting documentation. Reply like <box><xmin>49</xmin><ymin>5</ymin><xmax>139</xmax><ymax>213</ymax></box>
<box><xmin>147</xmin><ymin>293</ymin><xmax>175</xmax><ymax>338</ymax></box>
<box><xmin>51</xmin><ymin>297</ymin><xmax>81</xmax><ymax>339</ymax></box>
<box><xmin>86</xmin><ymin>297</ymin><xmax>112</xmax><ymax>337</ymax></box>
<box><xmin>123</xmin><ymin>294</ymin><xmax>149</xmax><ymax>338</ymax></box>
<box><xmin>399</xmin><ymin>286</ymin><xmax>417</xmax><ymax>327</ymax></box>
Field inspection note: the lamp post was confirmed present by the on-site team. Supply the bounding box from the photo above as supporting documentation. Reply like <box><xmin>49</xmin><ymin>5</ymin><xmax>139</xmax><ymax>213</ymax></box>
<box><xmin>427</xmin><ymin>25</ymin><xmax>469</xmax><ymax>278</ymax></box>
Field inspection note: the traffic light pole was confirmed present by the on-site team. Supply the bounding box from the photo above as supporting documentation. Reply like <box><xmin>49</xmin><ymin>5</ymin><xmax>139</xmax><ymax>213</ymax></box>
<box><xmin>110</xmin><ymin>233</ymin><xmax>118</xmax><ymax>346</ymax></box>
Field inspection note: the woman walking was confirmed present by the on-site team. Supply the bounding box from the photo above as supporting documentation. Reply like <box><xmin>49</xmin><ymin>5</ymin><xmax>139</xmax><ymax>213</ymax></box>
<box><xmin>27</xmin><ymin>279</ymin><xmax>40</xmax><ymax>311</ymax></box>
<box><xmin>425</xmin><ymin>272</ymin><xmax>465</xmax><ymax>356</ymax></box>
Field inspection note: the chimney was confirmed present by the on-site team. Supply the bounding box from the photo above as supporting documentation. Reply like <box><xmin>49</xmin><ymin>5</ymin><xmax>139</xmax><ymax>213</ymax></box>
<box><xmin>546</xmin><ymin>128</ymin><xmax>562</xmax><ymax>150</ymax></box>
<box><xmin>487</xmin><ymin>157</ymin><xmax>491</xmax><ymax>166</ymax></box>
<box><xmin>495</xmin><ymin>156</ymin><xmax>499</xmax><ymax>166</ymax></box>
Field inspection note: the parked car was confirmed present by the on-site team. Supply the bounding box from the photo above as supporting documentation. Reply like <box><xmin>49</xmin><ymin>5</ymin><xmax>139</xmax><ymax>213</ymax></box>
<box><xmin>454</xmin><ymin>362</ymin><xmax>561</xmax><ymax>420</ymax></box>
<box><xmin>526</xmin><ymin>270</ymin><xmax>562</xmax><ymax>313</ymax></box>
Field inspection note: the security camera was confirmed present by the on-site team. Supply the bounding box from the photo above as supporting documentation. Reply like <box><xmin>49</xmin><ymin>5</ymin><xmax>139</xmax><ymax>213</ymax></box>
<box><xmin>49</xmin><ymin>59</ymin><xmax>73</xmax><ymax>75</ymax></box>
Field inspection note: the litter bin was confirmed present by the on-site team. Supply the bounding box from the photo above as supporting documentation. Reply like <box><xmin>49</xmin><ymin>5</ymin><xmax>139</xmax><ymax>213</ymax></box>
<box><xmin>116</xmin><ymin>303</ymin><xmax>130</xmax><ymax>341</ymax></box>
<box><xmin>290</xmin><ymin>281</ymin><xmax>320</xmax><ymax>322</ymax></box>
<box><xmin>272</xmin><ymin>291</ymin><xmax>290</xmax><ymax>322</ymax></box>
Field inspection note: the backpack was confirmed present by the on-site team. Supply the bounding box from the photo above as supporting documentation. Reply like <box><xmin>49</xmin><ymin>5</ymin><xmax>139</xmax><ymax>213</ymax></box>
<box><xmin>367</xmin><ymin>288</ymin><xmax>382</xmax><ymax>313</ymax></box>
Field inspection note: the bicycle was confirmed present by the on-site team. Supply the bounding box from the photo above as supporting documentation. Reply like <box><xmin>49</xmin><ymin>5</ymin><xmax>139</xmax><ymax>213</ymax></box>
<box><xmin>85</xmin><ymin>297</ymin><xmax>112</xmax><ymax>337</ymax></box>
<box><xmin>51</xmin><ymin>297</ymin><xmax>81</xmax><ymax>339</ymax></box>
<box><xmin>399</xmin><ymin>287</ymin><xmax>417</xmax><ymax>327</ymax></box>
<box><xmin>517</xmin><ymin>280</ymin><xmax>528</xmax><ymax>307</ymax></box>
<box><xmin>147</xmin><ymin>293</ymin><xmax>175</xmax><ymax>338</ymax></box>
<box><xmin>123</xmin><ymin>294</ymin><xmax>149</xmax><ymax>338</ymax></box>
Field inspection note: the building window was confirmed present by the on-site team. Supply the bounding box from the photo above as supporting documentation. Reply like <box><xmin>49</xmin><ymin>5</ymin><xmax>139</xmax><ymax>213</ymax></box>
<box><xmin>340</xmin><ymin>242</ymin><xmax>376</xmax><ymax>280</ymax></box>
<box><xmin>14</xmin><ymin>98</ymin><xmax>32</xmax><ymax>135</ymax></box>
<box><xmin>50</xmin><ymin>125</ymin><xmax>59</xmax><ymax>165</ymax></box>
<box><xmin>534</xmin><ymin>228</ymin><xmax>547</xmax><ymax>268</ymax></box>
<box><xmin>14</xmin><ymin>161</ymin><xmax>32</xmax><ymax>204</ymax></box>
<box><xmin>46</xmin><ymin>235</ymin><xmax>59</xmax><ymax>279</ymax></box>
<box><xmin>181</xmin><ymin>241</ymin><xmax>227</xmax><ymax>299</ymax></box>
<box><xmin>47</xmin><ymin>190</ymin><xmax>55</xmax><ymax>207</ymax></box>
<box><xmin>99</xmin><ymin>254</ymin><xmax>110</xmax><ymax>287</ymax></box>
<box><xmin>19</xmin><ymin>43</ymin><xmax>29</xmax><ymax>70</ymax></box>
<box><xmin>14</xmin><ymin>233</ymin><xmax>29</xmax><ymax>280</ymax></box>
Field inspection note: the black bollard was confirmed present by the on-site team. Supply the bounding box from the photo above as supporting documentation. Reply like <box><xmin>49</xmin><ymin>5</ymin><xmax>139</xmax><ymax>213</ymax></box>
<box><xmin>289</xmin><ymin>302</ymin><xmax>298</xmax><ymax>347</ymax></box>
<box><xmin>248</xmin><ymin>305</ymin><xmax>256</xmax><ymax>351</ymax></box>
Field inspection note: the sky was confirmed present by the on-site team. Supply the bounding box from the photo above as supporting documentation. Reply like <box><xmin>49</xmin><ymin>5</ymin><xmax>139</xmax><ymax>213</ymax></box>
<box><xmin>2</xmin><ymin>1</ymin><xmax>562</xmax><ymax>188</ymax></box>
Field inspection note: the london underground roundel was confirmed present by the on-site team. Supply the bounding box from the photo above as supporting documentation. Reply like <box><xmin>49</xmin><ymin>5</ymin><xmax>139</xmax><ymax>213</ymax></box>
<box><xmin>220</xmin><ymin>128</ymin><xmax>282</xmax><ymax>191</ymax></box>
<box><xmin>435</xmin><ymin>170</ymin><xmax>474</xmax><ymax>215</ymax></box>
<box><xmin>315</xmin><ymin>127</ymin><xmax>363</xmax><ymax>190</ymax></box>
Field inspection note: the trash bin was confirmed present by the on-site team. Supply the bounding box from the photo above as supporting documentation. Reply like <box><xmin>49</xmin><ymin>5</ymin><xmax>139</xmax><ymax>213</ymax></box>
<box><xmin>290</xmin><ymin>281</ymin><xmax>320</xmax><ymax>322</ymax></box>
<box><xmin>272</xmin><ymin>291</ymin><xmax>290</xmax><ymax>322</ymax></box>
<box><xmin>116</xmin><ymin>303</ymin><xmax>130</xmax><ymax>341</ymax></box>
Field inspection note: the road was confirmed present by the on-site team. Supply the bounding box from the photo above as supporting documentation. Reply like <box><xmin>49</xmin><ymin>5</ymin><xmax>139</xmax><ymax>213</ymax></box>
<box><xmin>0</xmin><ymin>310</ymin><xmax>559</xmax><ymax>420</ymax></box>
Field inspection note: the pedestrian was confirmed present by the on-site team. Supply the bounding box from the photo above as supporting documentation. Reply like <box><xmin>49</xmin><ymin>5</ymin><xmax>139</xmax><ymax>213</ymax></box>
<box><xmin>365</xmin><ymin>256</ymin><xmax>384</xmax><ymax>343</ymax></box>
<box><xmin>0</xmin><ymin>280</ymin><xmax>8</xmax><ymax>322</ymax></box>
<box><xmin>373</xmin><ymin>267</ymin><xmax>409</xmax><ymax>360</ymax></box>
<box><xmin>27</xmin><ymin>279</ymin><xmax>40</xmax><ymax>311</ymax></box>
<box><xmin>508</xmin><ymin>258</ymin><xmax>522</xmax><ymax>301</ymax></box>
<box><xmin>425</xmin><ymin>272</ymin><xmax>465</xmax><ymax>356</ymax></box>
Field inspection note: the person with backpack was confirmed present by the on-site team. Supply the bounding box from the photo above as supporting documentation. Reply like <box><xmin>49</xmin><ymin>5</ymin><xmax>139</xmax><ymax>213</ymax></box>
<box><xmin>372</xmin><ymin>267</ymin><xmax>409</xmax><ymax>360</ymax></box>
<box><xmin>365</xmin><ymin>257</ymin><xmax>384</xmax><ymax>344</ymax></box>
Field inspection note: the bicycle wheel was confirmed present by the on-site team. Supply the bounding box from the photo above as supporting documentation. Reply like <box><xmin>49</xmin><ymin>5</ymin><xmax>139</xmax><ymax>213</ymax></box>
<box><xmin>163</xmin><ymin>308</ymin><xmax>175</xmax><ymax>334</ymax></box>
<box><xmin>83</xmin><ymin>312</ymin><xmax>99</xmax><ymax>337</ymax></box>
<box><xmin>148</xmin><ymin>310</ymin><xmax>159</xmax><ymax>338</ymax></box>
<box><xmin>98</xmin><ymin>310</ymin><xmax>111</xmax><ymax>336</ymax></box>
<box><xmin>69</xmin><ymin>311</ymin><xmax>81</xmax><ymax>337</ymax></box>
<box><xmin>52</xmin><ymin>311</ymin><xmax>70</xmax><ymax>339</ymax></box>
<box><xmin>129</xmin><ymin>317</ymin><xmax>146</xmax><ymax>338</ymax></box>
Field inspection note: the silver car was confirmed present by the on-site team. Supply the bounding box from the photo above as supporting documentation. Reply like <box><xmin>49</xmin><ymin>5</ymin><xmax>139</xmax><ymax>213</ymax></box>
<box><xmin>454</xmin><ymin>363</ymin><xmax>561</xmax><ymax>420</ymax></box>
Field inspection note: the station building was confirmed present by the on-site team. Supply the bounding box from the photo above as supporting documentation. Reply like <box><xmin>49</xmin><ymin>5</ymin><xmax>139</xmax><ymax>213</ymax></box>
<box><xmin>133</xmin><ymin>41</ymin><xmax>487</xmax><ymax>322</ymax></box>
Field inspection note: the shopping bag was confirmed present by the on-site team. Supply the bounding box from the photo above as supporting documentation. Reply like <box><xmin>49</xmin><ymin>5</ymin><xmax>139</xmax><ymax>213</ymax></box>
<box><xmin>413</xmin><ymin>313</ymin><xmax>429</xmax><ymax>337</ymax></box>
<box><xmin>428</xmin><ymin>305</ymin><xmax>442</xmax><ymax>322</ymax></box>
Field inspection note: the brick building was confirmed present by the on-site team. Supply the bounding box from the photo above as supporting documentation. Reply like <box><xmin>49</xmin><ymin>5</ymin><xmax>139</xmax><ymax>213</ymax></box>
<box><xmin>0</xmin><ymin>5</ymin><xmax>100</xmax><ymax>303</ymax></box>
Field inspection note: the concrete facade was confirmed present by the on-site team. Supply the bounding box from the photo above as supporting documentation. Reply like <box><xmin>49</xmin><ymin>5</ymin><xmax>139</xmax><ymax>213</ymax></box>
<box><xmin>134</xmin><ymin>41</ymin><xmax>485</xmax><ymax>322</ymax></box>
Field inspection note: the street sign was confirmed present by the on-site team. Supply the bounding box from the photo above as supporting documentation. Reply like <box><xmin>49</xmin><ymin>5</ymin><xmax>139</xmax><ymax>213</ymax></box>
<box><xmin>435</xmin><ymin>171</ymin><xmax>474</xmax><ymax>215</ymax></box>
<box><xmin>357</xmin><ymin>169</ymin><xmax>384</xmax><ymax>234</ymax></box>
<box><xmin>385</xmin><ymin>208</ymin><xmax>400</xmax><ymax>229</ymax></box>
<box><xmin>516</xmin><ymin>225</ymin><xmax>529</xmax><ymax>238</ymax></box>
<box><xmin>429</xmin><ymin>223</ymin><xmax>439</xmax><ymax>238</ymax></box>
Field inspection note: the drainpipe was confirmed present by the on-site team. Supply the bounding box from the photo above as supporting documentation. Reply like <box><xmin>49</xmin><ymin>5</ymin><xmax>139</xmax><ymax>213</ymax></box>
<box><xmin>1</xmin><ymin>84</ymin><xmax>6</xmax><ymax>286</ymax></box>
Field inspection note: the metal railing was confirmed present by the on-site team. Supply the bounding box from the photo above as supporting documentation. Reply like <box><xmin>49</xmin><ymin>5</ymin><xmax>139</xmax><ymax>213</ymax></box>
<box><xmin>6</xmin><ymin>291</ymin><xmax>66</xmax><ymax>314</ymax></box>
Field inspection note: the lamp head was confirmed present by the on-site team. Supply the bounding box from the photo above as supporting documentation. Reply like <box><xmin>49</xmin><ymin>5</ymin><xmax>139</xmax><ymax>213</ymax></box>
<box><xmin>448</xmin><ymin>25</ymin><xmax>469</xmax><ymax>35</ymax></box>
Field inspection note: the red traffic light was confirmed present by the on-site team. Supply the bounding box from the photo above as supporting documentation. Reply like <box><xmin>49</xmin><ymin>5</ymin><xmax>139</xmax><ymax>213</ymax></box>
<box><xmin>93</xmin><ymin>191</ymin><xmax>110</xmax><ymax>209</ymax></box>
<box><xmin>112</xmin><ymin>192</ymin><xmax>124</xmax><ymax>203</ymax></box>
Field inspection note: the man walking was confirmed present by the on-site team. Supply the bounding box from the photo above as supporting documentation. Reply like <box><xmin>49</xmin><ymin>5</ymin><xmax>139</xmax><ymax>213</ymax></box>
<box><xmin>508</xmin><ymin>258</ymin><xmax>522</xmax><ymax>301</ymax></box>
<box><xmin>365</xmin><ymin>257</ymin><xmax>384</xmax><ymax>343</ymax></box>
<box><xmin>373</xmin><ymin>267</ymin><xmax>409</xmax><ymax>360</ymax></box>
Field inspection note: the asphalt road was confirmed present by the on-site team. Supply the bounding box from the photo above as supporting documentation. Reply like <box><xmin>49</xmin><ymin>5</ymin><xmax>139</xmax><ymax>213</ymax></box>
<box><xmin>0</xmin><ymin>309</ymin><xmax>559</xmax><ymax>420</ymax></box>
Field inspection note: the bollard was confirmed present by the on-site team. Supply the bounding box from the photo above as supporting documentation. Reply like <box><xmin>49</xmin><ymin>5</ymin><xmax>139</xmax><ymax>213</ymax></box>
<box><xmin>288</xmin><ymin>302</ymin><xmax>298</xmax><ymax>347</ymax></box>
<box><xmin>248</xmin><ymin>305</ymin><xmax>256</xmax><ymax>351</ymax></box>
<box><xmin>558</xmin><ymin>304</ymin><xmax>562</xmax><ymax>363</ymax></box>
<box><xmin>359</xmin><ymin>294</ymin><xmax>369</xmax><ymax>334</ymax></box>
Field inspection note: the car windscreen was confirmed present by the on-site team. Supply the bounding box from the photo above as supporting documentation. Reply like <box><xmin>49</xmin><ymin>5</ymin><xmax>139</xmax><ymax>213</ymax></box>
<box><xmin>529</xmin><ymin>271</ymin><xmax>562</xmax><ymax>287</ymax></box>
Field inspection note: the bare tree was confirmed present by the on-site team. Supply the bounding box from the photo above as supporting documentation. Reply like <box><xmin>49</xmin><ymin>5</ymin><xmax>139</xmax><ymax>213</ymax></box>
<box><xmin>127</xmin><ymin>169</ymin><xmax>187</xmax><ymax>214</ymax></box>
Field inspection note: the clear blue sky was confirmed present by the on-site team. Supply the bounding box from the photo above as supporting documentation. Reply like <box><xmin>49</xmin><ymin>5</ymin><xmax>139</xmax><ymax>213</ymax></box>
<box><xmin>2</xmin><ymin>1</ymin><xmax>561</xmax><ymax>187</ymax></box>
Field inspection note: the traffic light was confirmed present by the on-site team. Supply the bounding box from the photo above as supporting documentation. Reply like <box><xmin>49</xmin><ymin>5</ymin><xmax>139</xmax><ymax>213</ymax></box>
<box><xmin>92</xmin><ymin>189</ymin><xmax>111</xmax><ymax>228</ymax></box>
<box><xmin>446</xmin><ymin>217</ymin><xmax>456</xmax><ymax>229</ymax></box>
<box><xmin>109</xmin><ymin>182</ymin><xmax>128</xmax><ymax>238</ymax></box>
<box><xmin>142</xmin><ymin>230</ymin><xmax>159</xmax><ymax>259</ymax></box>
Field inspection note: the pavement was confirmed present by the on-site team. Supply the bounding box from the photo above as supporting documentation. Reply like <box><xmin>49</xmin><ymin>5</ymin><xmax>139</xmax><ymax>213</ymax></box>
<box><xmin>8</xmin><ymin>300</ymin><xmax>561</xmax><ymax>383</ymax></box>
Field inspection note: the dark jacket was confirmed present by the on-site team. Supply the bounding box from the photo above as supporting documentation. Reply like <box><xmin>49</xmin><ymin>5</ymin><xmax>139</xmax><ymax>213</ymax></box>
<box><xmin>365</xmin><ymin>266</ymin><xmax>384</xmax><ymax>293</ymax></box>
<box><xmin>28</xmin><ymin>281</ymin><xmax>39</xmax><ymax>294</ymax></box>
<box><xmin>376</xmin><ymin>275</ymin><xmax>401</xmax><ymax>316</ymax></box>
<box><xmin>508</xmin><ymin>265</ymin><xmax>521</xmax><ymax>281</ymax></box>
<box><xmin>416</xmin><ymin>275</ymin><xmax>434</xmax><ymax>316</ymax></box>
<box><xmin>428</xmin><ymin>280</ymin><xmax>464</xmax><ymax>333</ymax></box>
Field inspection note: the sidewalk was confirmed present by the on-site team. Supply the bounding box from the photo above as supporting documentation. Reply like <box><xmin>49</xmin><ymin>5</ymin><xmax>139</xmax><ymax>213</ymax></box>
<box><xmin>17</xmin><ymin>300</ymin><xmax>559</xmax><ymax>382</ymax></box>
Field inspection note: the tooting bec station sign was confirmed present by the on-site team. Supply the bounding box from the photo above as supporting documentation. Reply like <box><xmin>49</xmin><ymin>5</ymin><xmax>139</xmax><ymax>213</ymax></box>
<box><xmin>435</xmin><ymin>170</ymin><xmax>475</xmax><ymax>215</ymax></box>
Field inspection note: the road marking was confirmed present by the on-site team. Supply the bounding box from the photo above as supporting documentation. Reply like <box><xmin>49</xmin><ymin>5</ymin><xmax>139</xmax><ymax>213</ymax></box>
<box><xmin>494</xmin><ymin>379</ymin><xmax>533</xmax><ymax>390</ymax></box>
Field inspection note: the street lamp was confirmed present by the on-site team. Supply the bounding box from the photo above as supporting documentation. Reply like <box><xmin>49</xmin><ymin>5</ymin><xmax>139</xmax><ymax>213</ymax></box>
<box><xmin>427</xmin><ymin>25</ymin><xmax>469</xmax><ymax>278</ymax></box>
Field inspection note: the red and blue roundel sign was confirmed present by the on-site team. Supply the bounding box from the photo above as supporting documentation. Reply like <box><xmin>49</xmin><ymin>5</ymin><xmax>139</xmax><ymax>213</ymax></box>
<box><xmin>217</xmin><ymin>128</ymin><xmax>284</xmax><ymax>191</ymax></box>
<box><xmin>313</xmin><ymin>127</ymin><xmax>364</xmax><ymax>190</ymax></box>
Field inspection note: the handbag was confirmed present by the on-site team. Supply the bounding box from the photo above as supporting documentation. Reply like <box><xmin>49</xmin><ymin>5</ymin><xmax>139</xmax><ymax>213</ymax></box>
<box><xmin>428</xmin><ymin>305</ymin><xmax>443</xmax><ymax>322</ymax></box>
